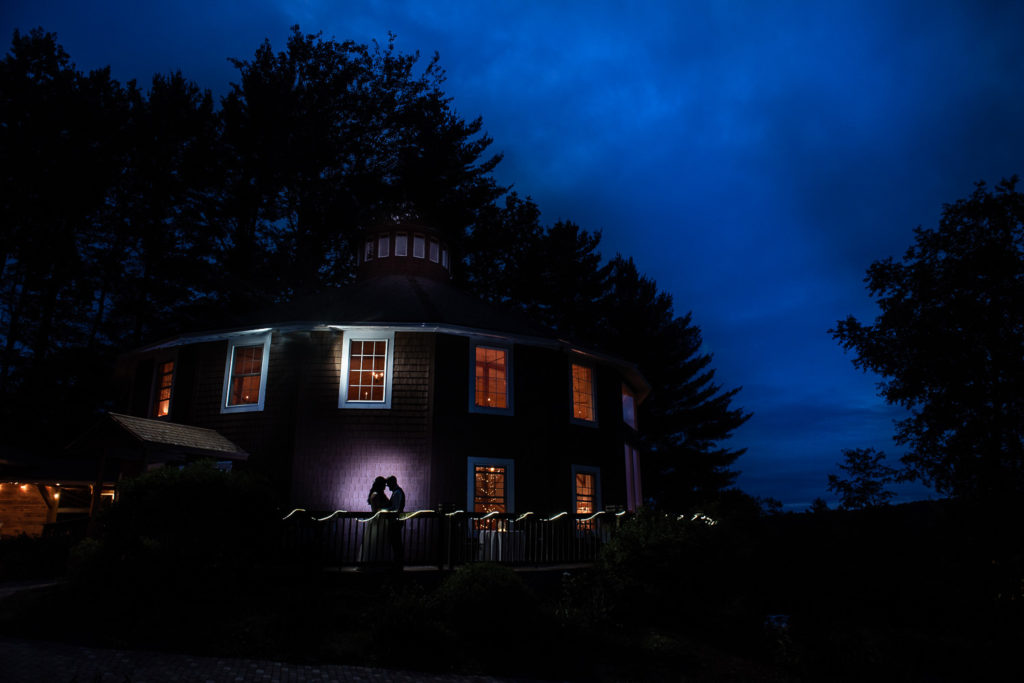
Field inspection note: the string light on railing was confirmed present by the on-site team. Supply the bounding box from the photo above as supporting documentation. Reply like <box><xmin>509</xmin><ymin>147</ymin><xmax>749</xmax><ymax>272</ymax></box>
<box><xmin>514</xmin><ymin>512</ymin><xmax>534</xmax><ymax>523</ymax></box>
<box><xmin>356</xmin><ymin>511</ymin><xmax>383</xmax><ymax>523</ymax></box>
<box><xmin>689</xmin><ymin>512</ymin><xmax>718</xmax><ymax>526</ymax></box>
<box><xmin>317</xmin><ymin>510</ymin><xmax>350</xmax><ymax>522</ymax></box>
<box><xmin>281</xmin><ymin>508</ymin><xmax>307</xmax><ymax>520</ymax></box>
<box><xmin>545</xmin><ymin>511</ymin><xmax>568</xmax><ymax>521</ymax></box>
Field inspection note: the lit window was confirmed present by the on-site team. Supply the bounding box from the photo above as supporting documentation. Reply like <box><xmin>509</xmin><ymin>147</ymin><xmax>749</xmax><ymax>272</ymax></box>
<box><xmin>467</xmin><ymin>456</ymin><xmax>515</xmax><ymax>524</ymax></box>
<box><xmin>228</xmin><ymin>346</ymin><xmax>262</xmax><ymax>405</ymax></box>
<box><xmin>153</xmin><ymin>360</ymin><xmax>174</xmax><ymax>418</ymax></box>
<box><xmin>395</xmin><ymin>232</ymin><xmax>408</xmax><ymax>256</ymax></box>
<box><xmin>622</xmin><ymin>384</ymin><xmax>637</xmax><ymax>429</ymax></box>
<box><xmin>625</xmin><ymin>445</ymin><xmax>642</xmax><ymax>511</ymax></box>
<box><xmin>573</xmin><ymin>465</ymin><xmax>601</xmax><ymax>530</ymax></box>
<box><xmin>575</xmin><ymin>471</ymin><xmax>595</xmax><ymax>515</ymax></box>
<box><xmin>339</xmin><ymin>330</ymin><xmax>395</xmax><ymax>409</ymax></box>
<box><xmin>473</xmin><ymin>345</ymin><xmax>510</xmax><ymax>412</ymax></box>
<box><xmin>429</xmin><ymin>239</ymin><xmax>439</xmax><ymax>263</ymax></box>
<box><xmin>571</xmin><ymin>364</ymin><xmax>596</xmax><ymax>422</ymax></box>
<box><xmin>475</xmin><ymin>465</ymin><xmax>507</xmax><ymax>513</ymax></box>
<box><xmin>413</xmin><ymin>234</ymin><xmax>426</xmax><ymax>258</ymax></box>
<box><xmin>347</xmin><ymin>340</ymin><xmax>387</xmax><ymax>402</ymax></box>
<box><xmin>221</xmin><ymin>332</ymin><xmax>271</xmax><ymax>413</ymax></box>
<box><xmin>378</xmin><ymin>234</ymin><xmax>390</xmax><ymax>258</ymax></box>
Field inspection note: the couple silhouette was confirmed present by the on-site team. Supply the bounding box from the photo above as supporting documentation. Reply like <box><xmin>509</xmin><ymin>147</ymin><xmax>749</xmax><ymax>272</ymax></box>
<box><xmin>367</xmin><ymin>475</ymin><xmax>405</xmax><ymax>514</ymax></box>
<box><xmin>362</xmin><ymin>475</ymin><xmax>405</xmax><ymax>568</ymax></box>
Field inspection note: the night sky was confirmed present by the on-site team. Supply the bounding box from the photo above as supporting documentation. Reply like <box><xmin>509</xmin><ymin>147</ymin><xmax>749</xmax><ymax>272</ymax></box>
<box><xmin>5</xmin><ymin>1</ymin><xmax>1023</xmax><ymax>509</ymax></box>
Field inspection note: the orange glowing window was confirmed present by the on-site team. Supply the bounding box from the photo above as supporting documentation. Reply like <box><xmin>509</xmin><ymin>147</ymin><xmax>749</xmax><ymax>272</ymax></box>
<box><xmin>474</xmin><ymin>465</ymin><xmax>507</xmax><ymax>514</ymax></box>
<box><xmin>153</xmin><ymin>361</ymin><xmax>174</xmax><ymax>417</ymax></box>
<box><xmin>228</xmin><ymin>345</ymin><xmax>263</xmax><ymax>406</ymax></box>
<box><xmin>347</xmin><ymin>340</ymin><xmax>387</xmax><ymax>402</ymax></box>
<box><xmin>575</xmin><ymin>472</ymin><xmax>596</xmax><ymax>515</ymax></box>
<box><xmin>474</xmin><ymin>346</ymin><xmax>508</xmax><ymax>409</ymax></box>
<box><xmin>572</xmin><ymin>364</ymin><xmax>596</xmax><ymax>422</ymax></box>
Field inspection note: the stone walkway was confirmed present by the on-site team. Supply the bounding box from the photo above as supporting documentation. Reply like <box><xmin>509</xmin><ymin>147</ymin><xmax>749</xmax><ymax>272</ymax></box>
<box><xmin>0</xmin><ymin>637</ymin><xmax>517</xmax><ymax>683</ymax></box>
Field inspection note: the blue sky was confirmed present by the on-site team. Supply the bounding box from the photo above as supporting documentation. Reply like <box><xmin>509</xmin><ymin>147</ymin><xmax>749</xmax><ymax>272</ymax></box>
<box><xmin>5</xmin><ymin>1</ymin><xmax>1023</xmax><ymax>508</ymax></box>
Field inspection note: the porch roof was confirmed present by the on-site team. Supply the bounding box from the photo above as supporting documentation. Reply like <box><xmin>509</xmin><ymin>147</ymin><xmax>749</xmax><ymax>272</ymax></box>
<box><xmin>105</xmin><ymin>413</ymin><xmax>249</xmax><ymax>462</ymax></box>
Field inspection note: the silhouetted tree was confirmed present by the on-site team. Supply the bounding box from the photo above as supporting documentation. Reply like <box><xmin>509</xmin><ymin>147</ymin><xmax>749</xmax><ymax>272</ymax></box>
<box><xmin>1</xmin><ymin>28</ymin><xmax>136</xmax><ymax>444</ymax></box>
<box><xmin>219</xmin><ymin>27</ymin><xmax>502</xmax><ymax>304</ymax></box>
<box><xmin>827</xmin><ymin>447</ymin><xmax>897</xmax><ymax>510</ymax></box>
<box><xmin>2</xmin><ymin>28</ymin><xmax>750</xmax><ymax>507</ymax></box>
<box><xmin>601</xmin><ymin>257</ymin><xmax>750</xmax><ymax>510</ymax></box>
<box><xmin>808</xmin><ymin>497</ymin><xmax>829</xmax><ymax>514</ymax></box>
<box><xmin>831</xmin><ymin>179</ymin><xmax>1024</xmax><ymax>503</ymax></box>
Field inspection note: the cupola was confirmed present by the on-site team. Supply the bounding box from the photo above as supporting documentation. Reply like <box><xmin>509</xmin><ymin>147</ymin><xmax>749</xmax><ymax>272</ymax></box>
<box><xmin>356</xmin><ymin>223</ymin><xmax>453</xmax><ymax>282</ymax></box>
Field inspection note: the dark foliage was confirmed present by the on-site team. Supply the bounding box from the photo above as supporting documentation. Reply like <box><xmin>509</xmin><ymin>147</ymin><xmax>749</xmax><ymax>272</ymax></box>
<box><xmin>2</xmin><ymin>500</ymin><xmax>1021</xmax><ymax>681</ymax></box>
<box><xmin>76</xmin><ymin>461</ymin><xmax>279</xmax><ymax>597</ymax></box>
<box><xmin>2</xmin><ymin>27</ymin><xmax>748</xmax><ymax>506</ymax></box>
<box><xmin>832</xmin><ymin>179</ymin><xmax>1024</xmax><ymax>504</ymax></box>
<box><xmin>463</xmin><ymin>198</ymin><xmax>750</xmax><ymax>509</ymax></box>
<box><xmin>826</xmin><ymin>447</ymin><xmax>897</xmax><ymax>510</ymax></box>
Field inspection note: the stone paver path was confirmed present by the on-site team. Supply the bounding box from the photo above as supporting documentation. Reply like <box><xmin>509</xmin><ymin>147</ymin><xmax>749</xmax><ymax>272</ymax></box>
<box><xmin>0</xmin><ymin>638</ymin><xmax>516</xmax><ymax>683</ymax></box>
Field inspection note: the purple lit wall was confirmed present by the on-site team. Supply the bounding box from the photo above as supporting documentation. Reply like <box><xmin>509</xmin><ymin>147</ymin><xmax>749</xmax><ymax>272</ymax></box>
<box><xmin>290</xmin><ymin>330</ymin><xmax>435</xmax><ymax>512</ymax></box>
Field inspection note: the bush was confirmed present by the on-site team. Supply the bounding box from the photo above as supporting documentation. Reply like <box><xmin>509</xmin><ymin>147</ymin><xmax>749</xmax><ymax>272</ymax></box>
<box><xmin>0</xmin><ymin>534</ymin><xmax>74</xmax><ymax>580</ymax></box>
<box><xmin>79</xmin><ymin>461</ymin><xmax>278</xmax><ymax>597</ymax></box>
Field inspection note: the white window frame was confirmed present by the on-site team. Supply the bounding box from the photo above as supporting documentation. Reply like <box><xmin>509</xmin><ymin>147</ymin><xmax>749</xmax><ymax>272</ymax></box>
<box><xmin>429</xmin><ymin>238</ymin><xmax>440</xmax><ymax>263</ymax></box>
<box><xmin>395</xmin><ymin>232</ymin><xmax>408</xmax><ymax>256</ymax></box>
<box><xmin>467</xmin><ymin>456</ymin><xmax>515</xmax><ymax>514</ymax></box>
<box><xmin>468</xmin><ymin>341</ymin><xmax>514</xmax><ymax>415</ymax></box>
<box><xmin>572</xmin><ymin>464</ymin><xmax>602</xmax><ymax>515</ymax></box>
<box><xmin>413</xmin><ymin>233</ymin><xmax>426</xmax><ymax>259</ymax></box>
<box><xmin>338</xmin><ymin>329</ymin><xmax>396</xmax><ymax>410</ymax></box>
<box><xmin>221</xmin><ymin>331</ymin><xmax>272</xmax><ymax>414</ymax></box>
<box><xmin>570</xmin><ymin>362</ymin><xmax>598</xmax><ymax>426</ymax></box>
<box><xmin>378</xmin><ymin>234</ymin><xmax>390</xmax><ymax>258</ymax></box>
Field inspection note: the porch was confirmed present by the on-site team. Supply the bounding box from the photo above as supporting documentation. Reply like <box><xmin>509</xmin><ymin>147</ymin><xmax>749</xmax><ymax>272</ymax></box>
<box><xmin>280</xmin><ymin>508</ymin><xmax>631</xmax><ymax>569</ymax></box>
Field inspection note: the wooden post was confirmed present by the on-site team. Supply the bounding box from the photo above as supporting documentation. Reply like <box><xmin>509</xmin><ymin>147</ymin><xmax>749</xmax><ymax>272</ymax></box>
<box><xmin>35</xmin><ymin>484</ymin><xmax>59</xmax><ymax>525</ymax></box>
<box><xmin>87</xmin><ymin>448</ymin><xmax>108</xmax><ymax>537</ymax></box>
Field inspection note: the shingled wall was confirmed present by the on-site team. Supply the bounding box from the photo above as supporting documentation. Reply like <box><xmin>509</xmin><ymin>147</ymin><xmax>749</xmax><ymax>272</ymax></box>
<box><xmin>289</xmin><ymin>330</ymin><xmax>435</xmax><ymax>511</ymax></box>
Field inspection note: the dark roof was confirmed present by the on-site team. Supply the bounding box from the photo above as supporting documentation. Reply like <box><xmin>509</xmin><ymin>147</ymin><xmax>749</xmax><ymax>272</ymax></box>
<box><xmin>106</xmin><ymin>414</ymin><xmax>249</xmax><ymax>460</ymax></box>
<box><xmin>236</xmin><ymin>275</ymin><xmax>554</xmax><ymax>339</ymax></box>
<box><xmin>66</xmin><ymin>413</ymin><xmax>249</xmax><ymax>464</ymax></box>
<box><xmin>138</xmin><ymin>275</ymin><xmax>652</xmax><ymax>401</ymax></box>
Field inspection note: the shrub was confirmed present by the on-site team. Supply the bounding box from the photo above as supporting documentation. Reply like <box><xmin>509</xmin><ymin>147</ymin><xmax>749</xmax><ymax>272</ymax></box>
<box><xmin>80</xmin><ymin>461</ymin><xmax>278</xmax><ymax>597</ymax></box>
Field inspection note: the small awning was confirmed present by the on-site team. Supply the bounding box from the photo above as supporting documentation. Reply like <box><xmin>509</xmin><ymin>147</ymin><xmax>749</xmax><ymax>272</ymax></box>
<box><xmin>106</xmin><ymin>413</ymin><xmax>249</xmax><ymax>462</ymax></box>
<box><xmin>67</xmin><ymin>412</ymin><xmax>249</xmax><ymax>466</ymax></box>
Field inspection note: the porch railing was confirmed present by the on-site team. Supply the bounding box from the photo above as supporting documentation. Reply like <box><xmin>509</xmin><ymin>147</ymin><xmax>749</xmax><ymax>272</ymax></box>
<box><xmin>279</xmin><ymin>508</ymin><xmax>631</xmax><ymax>569</ymax></box>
